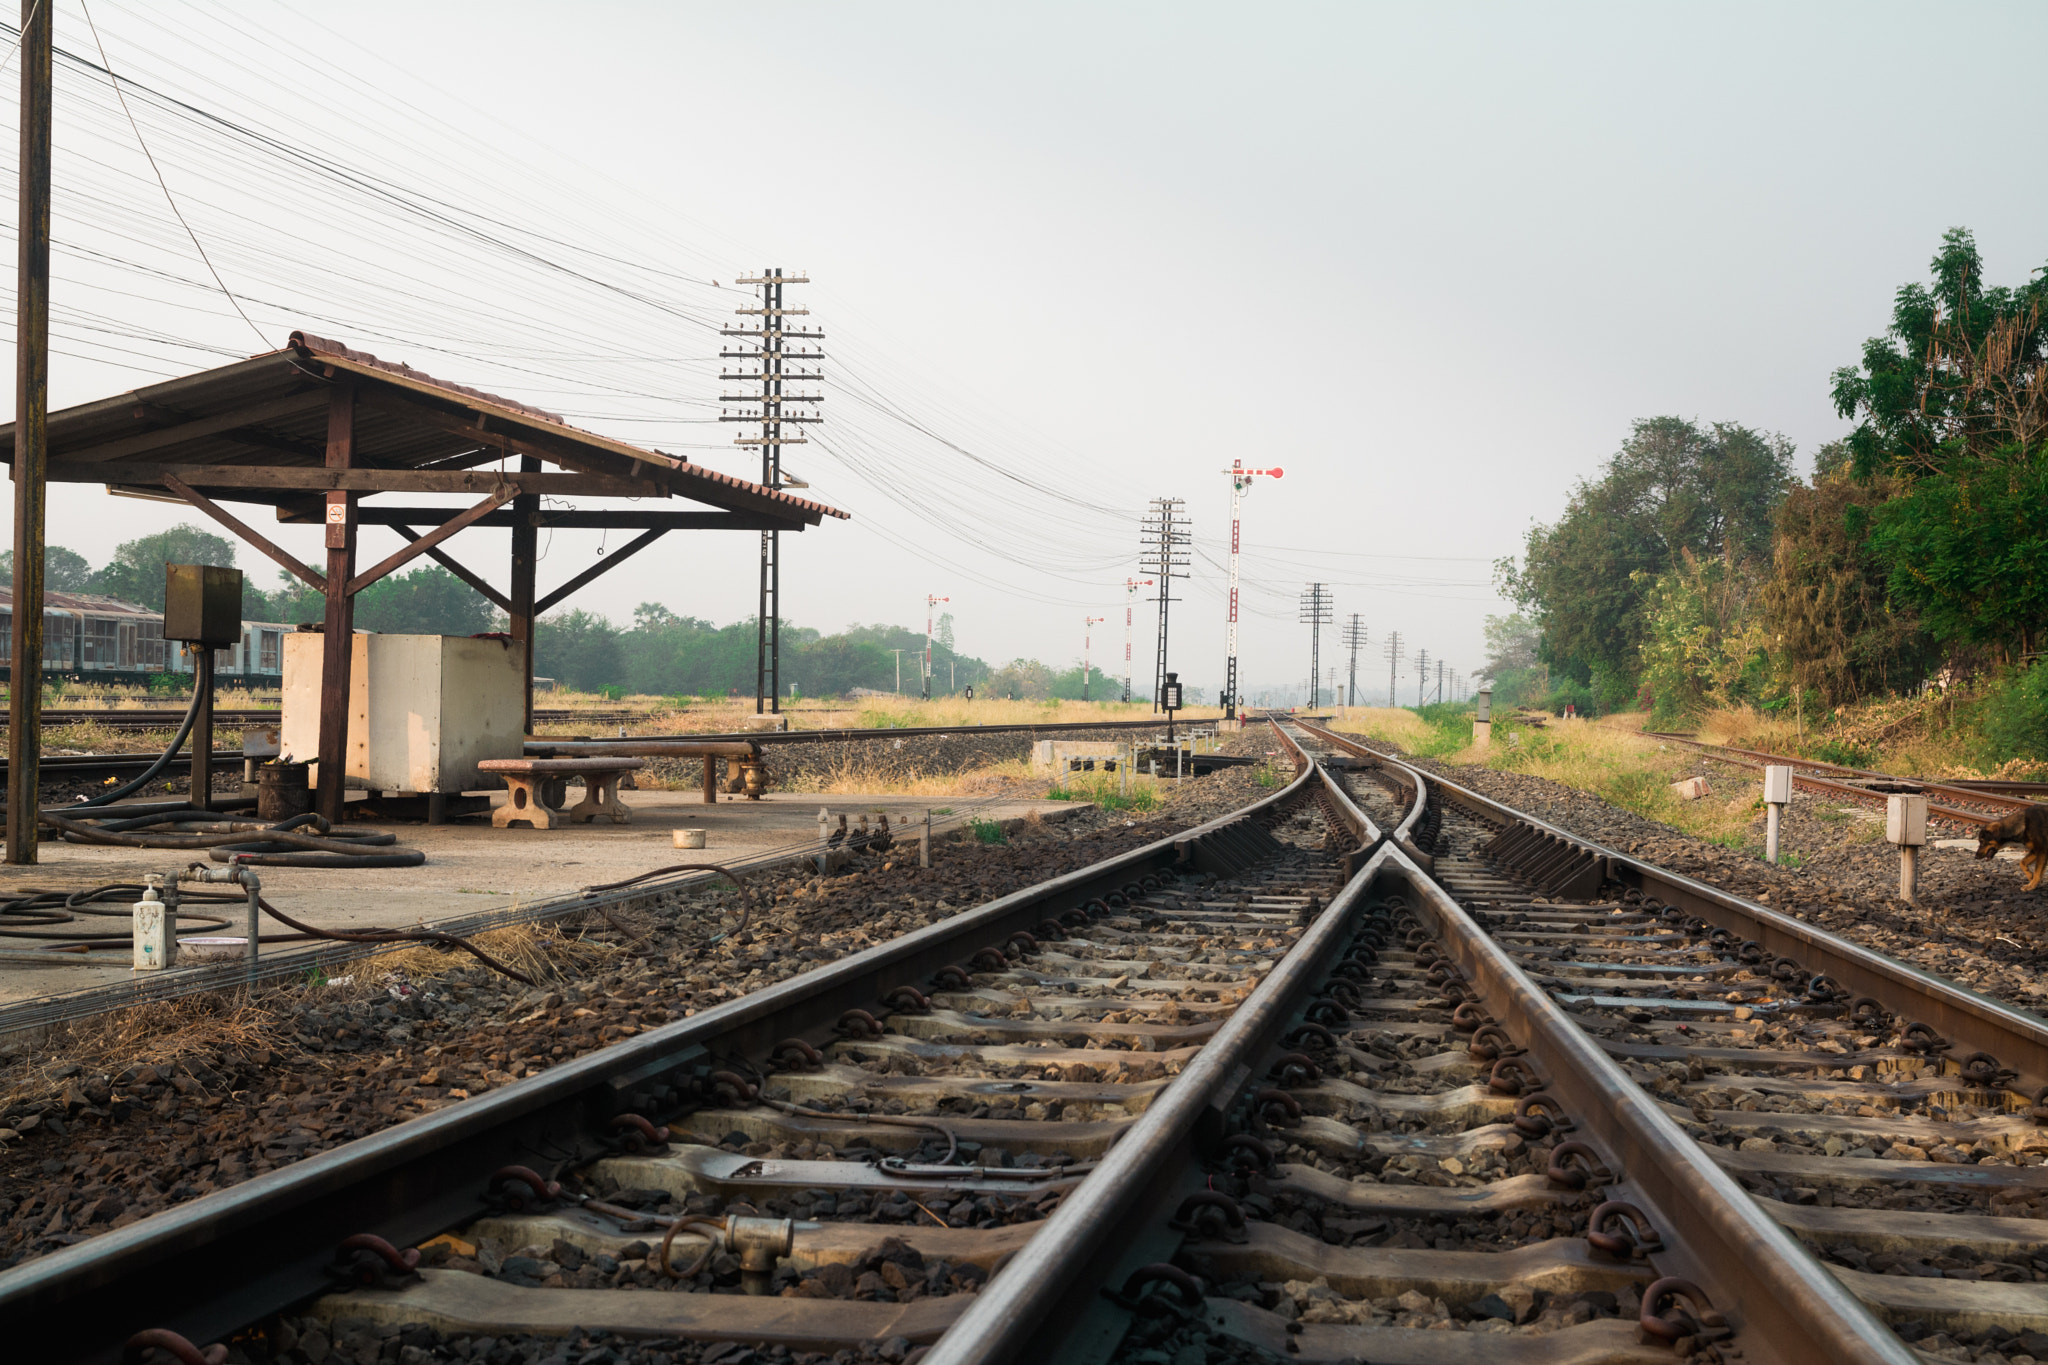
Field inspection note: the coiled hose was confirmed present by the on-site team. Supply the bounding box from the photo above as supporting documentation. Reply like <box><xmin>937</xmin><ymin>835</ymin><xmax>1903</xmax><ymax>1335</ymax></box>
<box><xmin>38</xmin><ymin>808</ymin><xmax>425</xmax><ymax>867</ymax></box>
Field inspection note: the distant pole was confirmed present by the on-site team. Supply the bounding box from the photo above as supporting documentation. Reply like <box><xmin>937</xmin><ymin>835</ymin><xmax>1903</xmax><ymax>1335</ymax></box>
<box><xmin>722</xmin><ymin>269</ymin><xmax>823</xmax><ymax>715</ymax></box>
<box><xmin>1141</xmin><ymin>499</ymin><xmax>1189</xmax><ymax>713</ymax></box>
<box><xmin>5</xmin><ymin>0</ymin><xmax>51</xmax><ymax>864</ymax></box>
<box><xmin>1415</xmin><ymin>648</ymin><xmax>1430</xmax><ymax>707</ymax></box>
<box><xmin>923</xmin><ymin>594</ymin><xmax>948</xmax><ymax>700</ymax></box>
<box><xmin>1083</xmin><ymin>616</ymin><xmax>1104</xmax><ymax>701</ymax></box>
<box><xmin>890</xmin><ymin>648</ymin><xmax>906</xmax><ymax>694</ymax></box>
<box><xmin>1384</xmin><ymin>631</ymin><xmax>1403</xmax><ymax>709</ymax></box>
<box><xmin>1341</xmin><ymin>613</ymin><xmax>1367</xmax><ymax>708</ymax></box>
<box><xmin>1219</xmin><ymin>460</ymin><xmax>1282</xmax><ymax>718</ymax></box>
<box><xmin>1121</xmin><ymin>576</ymin><xmax>1151</xmax><ymax>703</ymax></box>
<box><xmin>1297</xmin><ymin>583</ymin><xmax>1331</xmax><ymax>709</ymax></box>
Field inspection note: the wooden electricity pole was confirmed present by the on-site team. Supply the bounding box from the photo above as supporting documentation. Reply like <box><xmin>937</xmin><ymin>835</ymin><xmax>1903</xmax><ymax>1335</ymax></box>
<box><xmin>6</xmin><ymin>0</ymin><xmax>52</xmax><ymax>863</ymax></box>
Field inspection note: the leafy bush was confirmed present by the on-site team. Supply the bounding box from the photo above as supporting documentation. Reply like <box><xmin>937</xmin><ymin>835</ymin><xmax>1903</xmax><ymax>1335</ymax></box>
<box><xmin>1536</xmin><ymin>679</ymin><xmax>1594</xmax><ymax>717</ymax></box>
<box><xmin>1977</xmin><ymin>665</ymin><xmax>2048</xmax><ymax>766</ymax></box>
<box><xmin>1808</xmin><ymin>738</ymin><xmax>1876</xmax><ymax>769</ymax></box>
<box><xmin>146</xmin><ymin>673</ymin><xmax>185</xmax><ymax>696</ymax></box>
<box><xmin>967</xmin><ymin>816</ymin><xmax>1006</xmax><ymax>844</ymax></box>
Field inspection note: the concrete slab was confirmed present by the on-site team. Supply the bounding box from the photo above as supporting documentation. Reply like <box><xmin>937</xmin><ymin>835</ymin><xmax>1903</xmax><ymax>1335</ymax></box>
<box><xmin>0</xmin><ymin>787</ymin><xmax>1082</xmax><ymax>1007</ymax></box>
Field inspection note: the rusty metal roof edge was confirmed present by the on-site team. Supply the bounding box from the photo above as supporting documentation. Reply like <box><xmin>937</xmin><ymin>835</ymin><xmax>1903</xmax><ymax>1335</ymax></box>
<box><xmin>0</xmin><ymin>334</ymin><xmax>850</xmax><ymax>523</ymax></box>
<box><xmin>293</xmin><ymin>334</ymin><xmax>850</xmax><ymax>522</ymax></box>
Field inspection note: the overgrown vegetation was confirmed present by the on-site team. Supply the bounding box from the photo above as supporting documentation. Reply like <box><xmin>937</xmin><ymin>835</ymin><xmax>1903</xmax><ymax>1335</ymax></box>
<box><xmin>1487</xmin><ymin>228</ymin><xmax>2048</xmax><ymax>774</ymax></box>
<box><xmin>1046</xmin><ymin>772</ymin><xmax>1161</xmax><ymax>812</ymax></box>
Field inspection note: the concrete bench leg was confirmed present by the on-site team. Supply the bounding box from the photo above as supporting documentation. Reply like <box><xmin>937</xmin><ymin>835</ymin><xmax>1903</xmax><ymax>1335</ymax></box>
<box><xmin>567</xmin><ymin>773</ymin><xmax>632</xmax><ymax>825</ymax></box>
<box><xmin>494</xmin><ymin>776</ymin><xmax>561</xmax><ymax>830</ymax></box>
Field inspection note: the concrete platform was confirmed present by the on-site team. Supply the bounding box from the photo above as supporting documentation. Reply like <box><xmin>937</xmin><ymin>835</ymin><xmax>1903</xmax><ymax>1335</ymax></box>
<box><xmin>0</xmin><ymin>788</ymin><xmax>1081</xmax><ymax>1007</ymax></box>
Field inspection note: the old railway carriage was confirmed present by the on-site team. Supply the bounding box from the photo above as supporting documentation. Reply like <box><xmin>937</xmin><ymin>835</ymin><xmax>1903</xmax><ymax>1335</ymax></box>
<box><xmin>0</xmin><ymin>588</ymin><xmax>287</xmax><ymax>687</ymax></box>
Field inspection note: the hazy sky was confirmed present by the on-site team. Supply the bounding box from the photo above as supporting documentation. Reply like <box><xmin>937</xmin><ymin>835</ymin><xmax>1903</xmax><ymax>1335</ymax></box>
<box><xmin>3</xmin><ymin>2</ymin><xmax>2045</xmax><ymax>702</ymax></box>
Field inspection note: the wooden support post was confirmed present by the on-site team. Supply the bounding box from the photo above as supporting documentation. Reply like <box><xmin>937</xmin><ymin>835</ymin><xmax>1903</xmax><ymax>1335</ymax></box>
<box><xmin>5</xmin><ymin>0</ymin><xmax>51</xmax><ymax>863</ymax></box>
<box><xmin>315</xmin><ymin>383</ymin><xmax>357</xmax><ymax>823</ymax></box>
<box><xmin>509</xmin><ymin>456</ymin><xmax>539</xmax><ymax>735</ymax></box>
<box><xmin>702</xmin><ymin>757</ymin><xmax>719</xmax><ymax>804</ymax></box>
<box><xmin>189</xmin><ymin>648</ymin><xmax>213</xmax><ymax>811</ymax></box>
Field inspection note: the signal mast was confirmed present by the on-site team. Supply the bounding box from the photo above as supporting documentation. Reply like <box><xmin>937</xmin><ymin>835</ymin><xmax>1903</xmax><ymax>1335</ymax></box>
<box><xmin>1221</xmin><ymin>460</ymin><xmax>1283</xmax><ymax>718</ymax></box>
<box><xmin>1120</xmin><ymin>577</ymin><xmax>1152</xmax><ymax>702</ymax></box>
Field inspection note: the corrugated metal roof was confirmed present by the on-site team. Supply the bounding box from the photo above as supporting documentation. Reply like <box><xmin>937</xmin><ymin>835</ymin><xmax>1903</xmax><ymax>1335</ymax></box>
<box><xmin>0</xmin><ymin>588</ymin><xmax>157</xmax><ymax>615</ymax></box>
<box><xmin>0</xmin><ymin>330</ymin><xmax>849</xmax><ymax>524</ymax></box>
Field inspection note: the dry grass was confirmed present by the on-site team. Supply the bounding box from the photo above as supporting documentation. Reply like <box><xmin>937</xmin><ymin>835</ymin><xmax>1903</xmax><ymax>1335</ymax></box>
<box><xmin>0</xmin><ymin>921</ymin><xmax>631</xmax><ymax>1113</ymax></box>
<box><xmin>1329</xmin><ymin>708</ymin><xmax>1439</xmax><ymax>751</ymax></box>
<box><xmin>784</xmin><ymin>755</ymin><xmax>1040</xmax><ymax>798</ymax></box>
<box><xmin>0</xmin><ymin>989</ymin><xmax>283</xmax><ymax>1109</ymax></box>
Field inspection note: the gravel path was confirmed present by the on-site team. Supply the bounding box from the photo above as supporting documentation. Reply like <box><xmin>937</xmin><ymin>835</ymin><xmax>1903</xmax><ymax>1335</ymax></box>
<box><xmin>1339</xmin><ymin>735</ymin><xmax>2048</xmax><ymax>1022</ymax></box>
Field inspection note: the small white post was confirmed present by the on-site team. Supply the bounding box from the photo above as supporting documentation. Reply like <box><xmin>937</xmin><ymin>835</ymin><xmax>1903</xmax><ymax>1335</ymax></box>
<box><xmin>816</xmin><ymin>805</ymin><xmax>832</xmax><ymax>874</ymax></box>
<box><xmin>1120</xmin><ymin>745</ymin><xmax>1130</xmax><ymax>797</ymax></box>
<box><xmin>920</xmin><ymin>809</ymin><xmax>932</xmax><ymax>868</ymax></box>
<box><xmin>1762</xmin><ymin>765</ymin><xmax>1792</xmax><ymax>864</ymax></box>
<box><xmin>1887</xmin><ymin>793</ymin><xmax>1927</xmax><ymax>902</ymax></box>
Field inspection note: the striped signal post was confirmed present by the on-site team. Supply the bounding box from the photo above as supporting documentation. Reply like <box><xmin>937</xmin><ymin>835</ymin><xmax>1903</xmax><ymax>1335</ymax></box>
<box><xmin>1083</xmin><ymin>616</ymin><xmax>1105</xmax><ymax>701</ymax></box>
<box><xmin>1121</xmin><ymin>577</ymin><xmax>1152</xmax><ymax>702</ymax></box>
<box><xmin>1221</xmin><ymin>460</ymin><xmax>1282</xmax><ymax>719</ymax></box>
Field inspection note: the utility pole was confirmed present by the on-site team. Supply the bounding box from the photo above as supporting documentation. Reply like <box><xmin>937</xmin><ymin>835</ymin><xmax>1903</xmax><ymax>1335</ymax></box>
<box><xmin>890</xmin><ymin>648</ymin><xmax>907</xmax><ymax>694</ymax></box>
<box><xmin>1415</xmin><ymin>648</ymin><xmax>1431</xmax><ymax>707</ymax></box>
<box><xmin>7</xmin><ymin>0</ymin><xmax>52</xmax><ymax>864</ymax></box>
<box><xmin>1341</xmin><ymin>614</ymin><xmax>1366</xmax><ymax>708</ymax></box>
<box><xmin>1083</xmin><ymin>616</ymin><xmax>1104</xmax><ymax>701</ymax></box>
<box><xmin>923</xmin><ymin>595</ymin><xmax>948</xmax><ymax>700</ymax></box>
<box><xmin>1298</xmin><ymin>583</ymin><xmax>1331</xmax><ymax>709</ymax></box>
<box><xmin>1436</xmin><ymin>659</ymin><xmax>1446</xmax><ymax>705</ymax></box>
<box><xmin>721</xmin><ymin>269</ymin><xmax>823</xmax><ymax>716</ymax></box>
<box><xmin>1220</xmin><ymin>460</ymin><xmax>1281</xmax><ymax>718</ymax></box>
<box><xmin>1121</xmin><ymin>576</ymin><xmax>1152</xmax><ymax>703</ymax></box>
<box><xmin>1140</xmin><ymin>500</ymin><xmax>1189</xmax><ymax>713</ymax></box>
<box><xmin>1384</xmin><ymin>631</ymin><xmax>1403</xmax><ymax>709</ymax></box>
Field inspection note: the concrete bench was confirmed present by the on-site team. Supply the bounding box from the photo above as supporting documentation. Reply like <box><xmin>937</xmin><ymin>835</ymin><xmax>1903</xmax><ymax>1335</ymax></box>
<box><xmin>477</xmin><ymin>757</ymin><xmax>644</xmax><ymax>829</ymax></box>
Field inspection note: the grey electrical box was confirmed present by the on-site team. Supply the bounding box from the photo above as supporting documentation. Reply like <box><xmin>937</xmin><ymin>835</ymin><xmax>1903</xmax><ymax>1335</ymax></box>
<box><xmin>163</xmin><ymin>564</ymin><xmax>244</xmax><ymax>646</ymax></box>
<box><xmin>1476</xmin><ymin>688</ymin><xmax>1492</xmax><ymax>722</ymax></box>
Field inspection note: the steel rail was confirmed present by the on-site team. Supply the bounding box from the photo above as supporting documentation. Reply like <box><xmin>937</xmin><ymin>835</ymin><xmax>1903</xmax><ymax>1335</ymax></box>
<box><xmin>943</xmin><ymin>719</ymin><xmax>1912</xmax><ymax>1365</ymax></box>
<box><xmin>1643</xmin><ymin>730</ymin><xmax>2030</xmax><ymax>828</ymax></box>
<box><xmin>1295</xmin><ymin>719</ymin><xmax>2048</xmax><ymax>1101</ymax></box>
<box><xmin>924</xmin><ymin>720</ymin><xmax>1372</xmax><ymax>1363</ymax></box>
<box><xmin>1366</xmin><ymin>791</ymin><xmax>1915</xmax><ymax>1365</ymax></box>
<box><xmin>0</xmin><ymin>734</ymin><xmax>1320</xmax><ymax>1365</ymax></box>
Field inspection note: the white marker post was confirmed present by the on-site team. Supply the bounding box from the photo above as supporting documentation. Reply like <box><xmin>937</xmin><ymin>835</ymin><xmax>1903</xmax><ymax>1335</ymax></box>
<box><xmin>1762</xmin><ymin>765</ymin><xmax>1793</xmax><ymax>864</ymax></box>
<box><xmin>1887</xmin><ymin>793</ymin><xmax>1927</xmax><ymax>903</ymax></box>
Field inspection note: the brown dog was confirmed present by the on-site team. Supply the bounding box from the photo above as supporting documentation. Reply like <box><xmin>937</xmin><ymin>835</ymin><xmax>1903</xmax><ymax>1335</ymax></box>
<box><xmin>1976</xmin><ymin>805</ymin><xmax>2048</xmax><ymax>891</ymax></box>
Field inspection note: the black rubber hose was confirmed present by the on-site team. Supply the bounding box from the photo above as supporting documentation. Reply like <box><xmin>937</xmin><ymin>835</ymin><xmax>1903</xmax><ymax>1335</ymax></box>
<box><xmin>37</xmin><ymin>811</ymin><xmax>425</xmax><ymax>866</ymax></box>
<box><xmin>69</xmin><ymin>687</ymin><xmax>206</xmax><ymax>808</ymax></box>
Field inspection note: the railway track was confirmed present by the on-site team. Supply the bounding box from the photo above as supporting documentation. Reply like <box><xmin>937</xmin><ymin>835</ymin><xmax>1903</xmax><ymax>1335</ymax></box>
<box><xmin>18</xmin><ymin>717</ymin><xmax>2048</xmax><ymax>1363</ymax></box>
<box><xmin>1645</xmin><ymin>731</ymin><xmax>2045</xmax><ymax>831</ymax></box>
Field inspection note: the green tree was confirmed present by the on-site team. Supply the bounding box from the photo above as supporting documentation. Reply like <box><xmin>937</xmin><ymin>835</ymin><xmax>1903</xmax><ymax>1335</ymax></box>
<box><xmin>1832</xmin><ymin>227</ymin><xmax>2047</xmax><ymax>482</ymax></box>
<box><xmin>534</xmin><ymin>609</ymin><xmax>623</xmax><ymax>691</ymax></box>
<box><xmin>0</xmin><ymin>544</ymin><xmax>94</xmax><ymax>592</ymax></box>
<box><xmin>1831</xmin><ymin>229</ymin><xmax>2048</xmax><ymax>659</ymax></box>
<box><xmin>352</xmin><ymin>566</ymin><xmax>496</xmax><ymax>635</ymax></box>
<box><xmin>90</xmin><ymin>524</ymin><xmax>238</xmax><ymax>609</ymax></box>
<box><xmin>1762</xmin><ymin>455</ymin><xmax>1937</xmax><ymax>704</ymax></box>
<box><xmin>1501</xmin><ymin>417</ymin><xmax>1793</xmax><ymax>688</ymax></box>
